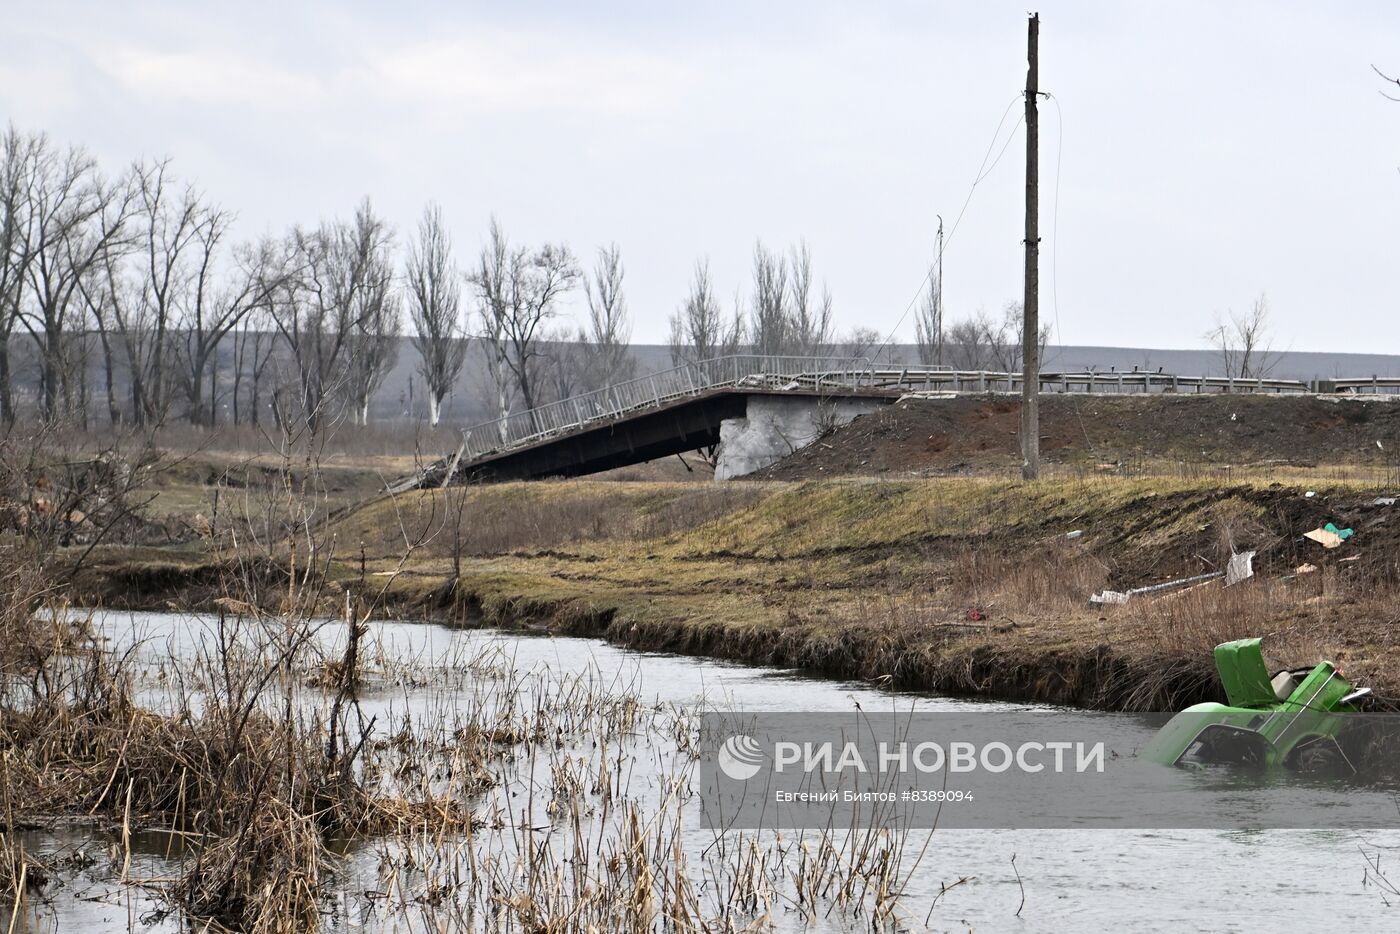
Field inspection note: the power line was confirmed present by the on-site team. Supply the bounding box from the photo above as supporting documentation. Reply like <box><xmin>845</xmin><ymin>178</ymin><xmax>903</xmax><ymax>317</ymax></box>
<box><xmin>874</xmin><ymin>95</ymin><xmax>1026</xmax><ymax>358</ymax></box>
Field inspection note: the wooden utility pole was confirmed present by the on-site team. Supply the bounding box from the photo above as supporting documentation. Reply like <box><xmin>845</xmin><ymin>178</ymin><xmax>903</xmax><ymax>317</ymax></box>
<box><xmin>935</xmin><ymin>215</ymin><xmax>945</xmax><ymax>366</ymax></box>
<box><xmin>1019</xmin><ymin>12</ymin><xmax>1041</xmax><ymax>481</ymax></box>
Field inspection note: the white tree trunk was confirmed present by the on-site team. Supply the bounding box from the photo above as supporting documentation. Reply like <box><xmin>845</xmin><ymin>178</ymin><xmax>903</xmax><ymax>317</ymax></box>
<box><xmin>428</xmin><ymin>391</ymin><xmax>441</xmax><ymax>427</ymax></box>
<box><xmin>496</xmin><ymin>386</ymin><xmax>510</xmax><ymax>443</ymax></box>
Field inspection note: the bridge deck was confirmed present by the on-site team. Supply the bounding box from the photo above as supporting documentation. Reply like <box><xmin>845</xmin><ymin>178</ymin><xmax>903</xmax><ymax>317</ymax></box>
<box><xmin>395</xmin><ymin>356</ymin><xmax>1324</xmax><ymax>489</ymax></box>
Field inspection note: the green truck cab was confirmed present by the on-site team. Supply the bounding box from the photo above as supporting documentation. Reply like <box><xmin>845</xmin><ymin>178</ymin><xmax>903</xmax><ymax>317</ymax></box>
<box><xmin>1143</xmin><ymin>638</ymin><xmax>1371</xmax><ymax>771</ymax></box>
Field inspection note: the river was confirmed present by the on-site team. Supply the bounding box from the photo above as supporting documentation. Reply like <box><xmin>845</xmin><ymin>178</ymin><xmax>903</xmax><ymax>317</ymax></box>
<box><xmin>14</xmin><ymin>611</ymin><xmax>1400</xmax><ymax>932</ymax></box>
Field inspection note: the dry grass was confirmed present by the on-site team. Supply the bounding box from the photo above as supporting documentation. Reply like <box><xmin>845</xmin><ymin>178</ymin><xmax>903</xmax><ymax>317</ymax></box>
<box><xmin>337</xmin><ymin>480</ymin><xmax>768</xmax><ymax>560</ymax></box>
<box><xmin>318</xmin><ymin>472</ymin><xmax>1400</xmax><ymax>714</ymax></box>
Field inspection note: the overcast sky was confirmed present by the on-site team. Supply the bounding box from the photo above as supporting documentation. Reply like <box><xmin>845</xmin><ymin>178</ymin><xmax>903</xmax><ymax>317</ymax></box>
<box><xmin>3</xmin><ymin>1</ymin><xmax>1398</xmax><ymax>352</ymax></box>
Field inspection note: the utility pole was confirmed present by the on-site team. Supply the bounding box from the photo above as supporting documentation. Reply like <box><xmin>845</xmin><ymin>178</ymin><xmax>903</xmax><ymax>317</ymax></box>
<box><xmin>1019</xmin><ymin>12</ymin><xmax>1041</xmax><ymax>481</ymax></box>
<box><xmin>935</xmin><ymin>215</ymin><xmax>944</xmax><ymax>366</ymax></box>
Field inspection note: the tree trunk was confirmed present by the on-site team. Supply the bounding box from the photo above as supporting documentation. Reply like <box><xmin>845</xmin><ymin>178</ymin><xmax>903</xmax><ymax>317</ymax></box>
<box><xmin>187</xmin><ymin>359</ymin><xmax>204</xmax><ymax>426</ymax></box>
<box><xmin>250</xmin><ymin>368</ymin><xmax>261</xmax><ymax>427</ymax></box>
<box><xmin>231</xmin><ymin>334</ymin><xmax>245</xmax><ymax>425</ymax></box>
<box><xmin>496</xmin><ymin>385</ymin><xmax>510</xmax><ymax>442</ymax></box>
<box><xmin>208</xmin><ymin>341</ymin><xmax>218</xmax><ymax>427</ymax></box>
<box><xmin>96</xmin><ymin>324</ymin><xmax>121</xmax><ymax>427</ymax></box>
<box><xmin>428</xmin><ymin>391</ymin><xmax>441</xmax><ymax>427</ymax></box>
<box><xmin>0</xmin><ymin>335</ymin><xmax>13</xmax><ymax>424</ymax></box>
<box><xmin>42</xmin><ymin>330</ymin><xmax>60</xmax><ymax>420</ymax></box>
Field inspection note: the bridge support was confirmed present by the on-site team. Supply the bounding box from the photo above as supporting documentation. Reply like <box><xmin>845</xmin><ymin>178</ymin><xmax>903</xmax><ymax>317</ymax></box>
<box><xmin>714</xmin><ymin>396</ymin><xmax>887</xmax><ymax>480</ymax></box>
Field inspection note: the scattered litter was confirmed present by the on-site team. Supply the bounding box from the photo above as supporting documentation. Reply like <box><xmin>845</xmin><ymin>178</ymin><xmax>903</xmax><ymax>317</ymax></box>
<box><xmin>1375</xmin><ymin>497</ymin><xmax>1396</xmax><ymax>507</ymax></box>
<box><xmin>1089</xmin><ymin>590</ymin><xmax>1130</xmax><ymax>606</ymax></box>
<box><xmin>1225</xmin><ymin>550</ymin><xmax>1256</xmax><ymax>586</ymax></box>
<box><xmin>1065</xmin><ymin>530</ymin><xmax>1084</xmax><ymax>540</ymax></box>
<box><xmin>1304</xmin><ymin>528</ymin><xmax>1342</xmax><ymax>548</ymax></box>
<box><xmin>1304</xmin><ymin>523</ymin><xmax>1354</xmax><ymax>549</ymax></box>
<box><xmin>1230</xmin><ymin>413</ymin><xmax>1238</xmax><ymax>421</ymax></box>
<box><xmin>1304</xmin><ymin>491</ymin><xmax>1317</xmax><ymax>498</ymax></box>
<box><xmin>1295</xmin><ymin>563</ymin><xmax>1318</xmax><ymax>574</ymax></box>
<box><xmin>1340</xmin><ymin>555</ymin><xmax>1361</xmax><ymax>563</ymax></box>
<box><xmin>964</xmin><ymin>608</ymin><xmax>988</xmax><ymax>621</ymax></box>
<box><xmin>1090</xmin><ymin>571</ymin><xmax>1224</xmax><ymax>606</ymax></box>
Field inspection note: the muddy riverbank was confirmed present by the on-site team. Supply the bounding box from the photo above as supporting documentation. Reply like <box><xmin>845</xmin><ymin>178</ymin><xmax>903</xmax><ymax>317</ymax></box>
<box><xmin>65</xmin><ymin>475</ymin><xmax>1400</xmax><ymax>714</ymax></box>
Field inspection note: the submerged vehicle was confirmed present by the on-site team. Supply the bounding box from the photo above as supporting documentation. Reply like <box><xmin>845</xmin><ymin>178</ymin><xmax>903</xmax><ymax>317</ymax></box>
<box><xmin>1143</xmin><ymin>638</ymin><xmax>1371</xmax><ymax>772</ymax></box>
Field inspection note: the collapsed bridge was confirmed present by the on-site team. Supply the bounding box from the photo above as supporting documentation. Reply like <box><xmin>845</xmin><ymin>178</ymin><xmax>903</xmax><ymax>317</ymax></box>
<box><xmin>393</xmin><ymin>355</ymin><xmax>1344</xmax><ymax>489</ymax></box>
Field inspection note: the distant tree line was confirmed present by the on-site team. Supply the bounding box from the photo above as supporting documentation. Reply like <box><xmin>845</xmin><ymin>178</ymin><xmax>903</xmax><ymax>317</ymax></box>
<box><xmin>0</xmin><ymin>126</ymin><xmax>652</xmax><ymax>433</ymax></box>
<box><xmin>1</xmin><ymin>123</ymin><xmax>1075</xmax><ymax>437</ymax></box>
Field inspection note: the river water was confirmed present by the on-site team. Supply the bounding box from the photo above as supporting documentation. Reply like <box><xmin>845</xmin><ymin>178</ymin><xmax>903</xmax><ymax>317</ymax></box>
<box><xmin>15</xmin><ymin>611</ymin><xmax>1400</xmax><ymax>933</ymax></box>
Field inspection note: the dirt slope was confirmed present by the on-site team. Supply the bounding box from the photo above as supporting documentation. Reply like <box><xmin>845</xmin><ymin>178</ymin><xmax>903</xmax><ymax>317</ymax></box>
<box><xmin>756</xmin><ymin>393</ymin><xmax>1400</xmax><ymax>479</ymax></box>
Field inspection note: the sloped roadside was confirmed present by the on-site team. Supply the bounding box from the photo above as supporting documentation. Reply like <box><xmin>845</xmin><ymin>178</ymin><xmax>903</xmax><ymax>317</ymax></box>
<box><xmin>753</xmin><ymin>393</ymin><xmax>1400</xmax><ymax>479</ymax></box>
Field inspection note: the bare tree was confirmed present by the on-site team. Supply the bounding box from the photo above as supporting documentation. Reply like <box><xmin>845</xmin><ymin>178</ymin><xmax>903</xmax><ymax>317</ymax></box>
<box><xmin>468</xmin><ymin>217</ymin><xmax>580</xmax><ymax>422</ymax></box>
<box><xmin>748</xmin><ymin>241</ymin><xmax>789</xmax><ymax>356</ymax></box>
<box><xmin>231</xmin><ymin>306</ymin><xmax>277</xmax><ymax>426</ymax></box>
<box><xmin>1206</xmin><ymin>293</ymin><xmax>1277</xmax><ymax>380</ymax></box>
<box><xmin>344</xmin><ymin>257</ymin><xmax>400</xmax><ymax>427</ymax></box>
<box><xmin>786</xmin><ymin>240</ymin><xmax>833</xmax><ymax>357</ymax></box>
<box><xmin>945</xmin><ymin>303</ymin><xmax>1048</xmax><ymax>374</ymax></box>
<box><xmin>943</xmin><ymin>310</ymin><xmax>999</xmax><ymax>370</ymax></box>
<box><xmin>987</xmin><ymin>302</ymin><xmax>1026</xmax><ymax>373</ymax></box>
<box><xmin>405</xmin><ymin>203</ymin><xmax>466</xmax><ymax>426</ymax></box>
<box><xmin>271</xmin><ymin>200</ymin><xmax>393</xmax><ymax>432</ymax></box>
<box><xmin>914</xmin><ymin>261</ymin><xmax>943</xmax><ymax>366</ymax></box>
<box><xmin>0</xmin><ymin>127</ymin><xmax>39</xmax><ymax>423</ymax></box>
<box><xmin>538</xmin><ymin>326</ymin><xmax>586</xmax><ymax>404</ymax></box>
<box><xmin>79</xmin><ymin>160</ymin><xmax>225</xmax><ymax>426</ymax></box>
<box><xmin>176</xmin><ymin>235</ymin><xmax>286</xmax><ymax>426</ymax></box>
<box><xmin>81</xmin><ymin>275</ymin><xmax>121</xmax><ymax>426</ymax></box>
<box><xmin>21</xmin><ymin>139</ymin><xmax>136</xmax><ymax>420</ymax></box>
<box><xmin>668</xmin><ymin>259</ymin><xmax>742</xmax><ymax>365</ymax></box>
<box><xmin>839</xmin><ymin>326</ymin><xmax>883</xmax><ymax>359</ymax></box>
<box><xmin>131</xmin><ymin>161</ymin><xmax>205</xmax><ymax>423</ymax></box>
<box><xmin>576</xmin><ymin>243</ymin><xmax>635</xmax><ymax>391</ymax></box>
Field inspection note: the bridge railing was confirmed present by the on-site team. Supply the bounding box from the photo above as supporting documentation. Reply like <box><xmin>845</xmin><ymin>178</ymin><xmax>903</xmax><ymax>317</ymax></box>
<box><xmin>1327</xmin><ymin>377</ymin><xmax>1400</xmax><ymax>394</ymax></box>
<box><xmin>459</xmin><ymin>355</ymin><xmax>880</xmax><ymax>459</ymax></box>
<box><xmin>905</xmin><ymin>371</ymin><xmax>1310</xmax><ymax>394</ymax></box>
<box><xmin>454</xmin><ymin>358</ymin><xmax>1320</xmax><ymax>464</ymax></box>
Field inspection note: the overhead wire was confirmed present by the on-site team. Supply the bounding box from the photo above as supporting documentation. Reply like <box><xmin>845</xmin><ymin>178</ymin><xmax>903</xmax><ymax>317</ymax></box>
<box><xmin>872</xmin><ymin>94</ymin><xmax>1026</xmax><ymax>359</ymax></box>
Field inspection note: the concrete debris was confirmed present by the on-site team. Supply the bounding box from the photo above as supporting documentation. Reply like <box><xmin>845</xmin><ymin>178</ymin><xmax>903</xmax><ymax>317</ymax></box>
<box><xmin>1375</xmin><ymin>497</ymin><xmax>1396</xmax><ymax>507</ymax></box>
<box><xmin>1065</xmin><ymin>529</ymin><xmax>1084</xmax><ymax>540</ymax></box>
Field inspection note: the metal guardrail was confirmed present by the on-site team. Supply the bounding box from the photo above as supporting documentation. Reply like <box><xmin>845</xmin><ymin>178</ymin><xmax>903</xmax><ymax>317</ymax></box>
<box><xmin>457</xmin><ymin>355</ymin><xmax>878</xmax><ymax>460</ymax></box>
<box><xmin>1327</xmin><ymin>377</ymin><xmax>1400</xmax><ymax>394</ymax></box>
<box><xmin>923</xmin><ymin>371</ymin><xmax>1310</xmax><ymax>395</ymax></box>
<box><xmin>450</xmin><ymin>357</ymin><xmax>1320</xmax><ymax>466</ymax></box>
